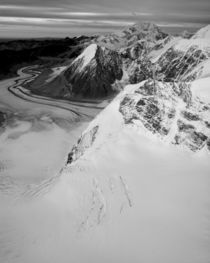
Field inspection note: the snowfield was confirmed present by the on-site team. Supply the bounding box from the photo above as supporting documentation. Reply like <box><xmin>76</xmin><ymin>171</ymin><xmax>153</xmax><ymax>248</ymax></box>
<box><xmin>73</xmin><ymin>43</ymin><xmax>98</xmax><ymax>70</ymax></box>
<box><xmin>191</xmin><ymin>76</ymin><xmax>210</xmax><ymax>102</ymax></box>
<box><xmin>192</xmin><ymin>25</ymin><xmax>210</xmax><ymax>39</ymax></box>
<box><xmin>1</xmin><ymin>82</ymin><xmax>209</xmax><ymax>263</ymax></box>
<box><xmin>1</xmin><ymin>23</ymin><xmax>210</xmax><ymax>263</ymax></box>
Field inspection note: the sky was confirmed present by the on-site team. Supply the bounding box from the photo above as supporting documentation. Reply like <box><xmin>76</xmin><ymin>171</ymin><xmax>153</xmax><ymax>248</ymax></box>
<box><xmin>0</xmin><ymin>0</ymin><xmax>210</xmax><ymax>38</ymax></box>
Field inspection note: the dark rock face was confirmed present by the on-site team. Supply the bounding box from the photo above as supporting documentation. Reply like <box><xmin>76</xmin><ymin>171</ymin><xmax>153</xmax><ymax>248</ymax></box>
<box><xmin>182</xmin><ymin>111</ymin><xmax>200</xmax><ymax>121</ymax></box>
<box><xmin>121</xmin><ymin>42</ymin><xmax>146</xmax><ymax>60</ymax></box>
<box><xmin>127</xmin><ymin>41</ymin><xmax>209</xmax><ymax>87</ymax></box>
<box><xmin>119</xmin><ymin>80</ymin><xmax>210</xmax><ymax>152</ymax></box>
<box><xmin>119</xmin><ymin>80</ymin><xmax>175</xmax><ymax>135</ymax></box>
<box><xmin>119</xmin><ymin>24</ymin><xmax>169</xmax><ymax>85</ymax></box>
<box><xmin>0</xmin><ymin>111</ymin><xmax>6</xmax><ymax>127</ymax></box>
<box><xmin>135</xmin><ymin>81</ymin><xmax>157</xmax><ymax>96</ymax></box>
<box><xmin>207</xmin><ymin>139</ymin><xmax>210</xmax><ymax>151</ymax></box>
<box><xmin>27</xmin><ymin>72</ymin><xmax>72</xmax><ymax>99</ymax></box>
<box><xmin>67</xmin><ymin>125</ymin><xmax>99</xmax><ymax>164</ymax></box>
<box><xmin>125</xmin><ymin>44</ymin><xmax>208</xmax><ymax>86</ymax></box>
<box><xmin>129</xmin><ymin>58</ymin><xmax>153</xmax><ymax>84</ymax></box>
<box><xmin>64</xmin><ymin>45</ymin><xmax>123</xmax><ymax>98</ymax></box>
<box><xmin>205</xmin><ymin>121</ymin><xmax>210</xmax><ymax>128</ymax></box>
<box><xmin>156</xmin><ymin>46</ymin><xmax>208</xmax><ymax>81</ymax></box>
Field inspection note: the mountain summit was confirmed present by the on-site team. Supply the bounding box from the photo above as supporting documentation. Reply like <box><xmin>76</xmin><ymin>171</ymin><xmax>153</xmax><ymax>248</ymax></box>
<box><xmin>96</xmin><ymin>22</ymin><xmax>168</xmax><ymax>50</ymax></box>
<box><xmin>122</xmin><ymin>22</ymin><xmax>168</xmax><ymax>41</ymax></box>
<box><xmin>63</xmin><ymin>44</ymin><xmax>123</xmax><ymax>98</ymax></box>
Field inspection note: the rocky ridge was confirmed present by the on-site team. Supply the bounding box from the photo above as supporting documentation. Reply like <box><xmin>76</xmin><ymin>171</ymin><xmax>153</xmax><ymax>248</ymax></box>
<box><xmin>64</xmin><ymin>23</ymin><xmax>210</xmax><ymax>155</ymax></box>
<box><xmin>24</xmin><ymin>22</ymin><xmax>210</xmax><ymax>153</ymax></box>
<box><xmin>119</xmin><ymin>80</ymin><xmax>210</xmax><ymax>152</ymax></box>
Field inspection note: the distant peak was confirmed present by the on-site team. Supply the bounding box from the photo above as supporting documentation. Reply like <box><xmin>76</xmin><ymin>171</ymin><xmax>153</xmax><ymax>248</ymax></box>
<box><xmin>124</xmin><ymin>22</ymin><xmax>160</xmax><ymax>32</ymax></box>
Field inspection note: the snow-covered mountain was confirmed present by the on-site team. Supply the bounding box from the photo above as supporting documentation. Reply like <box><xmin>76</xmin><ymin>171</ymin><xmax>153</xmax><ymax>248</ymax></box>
<box><xmin>124</xmin><ymin>26</ymin><xmax>210</xmax><ymax>84</ymax></box>
<box><xmin>63</xmin><ymin>43</ymin><xmax>123</xmax><ymax>98</ymax></box>
<box><xmin>32</xmin><ymin>43</ymin><xmax>123</xmax><ymax>99</ymax></box>
<box><xmin>96</xmin><ymin>22</ymin><xmax>168</xmax><ymax>50</ymax></box>
<box><xmin>1</xmin><ymin>22</ymin><xmax>210</xmax><ymax>263</ymax></box>
<box><xmin>26</xmin><ymin>23</ymin><xmax>210</xmax><ymax>100</ymax></box>
<box><xmin>67</xmin><ymin>80</ymin><xmax>210</xmax><ymax>163</ymax></box>
<box><xmin>154</xmin><ymin>38</ymin><xmax>210</xmax><ymax>81</ymax></box>
<box><xmin>54</xmin><ymin>74</ymin><xmax>210</xmax><ymax>263</ymax></box>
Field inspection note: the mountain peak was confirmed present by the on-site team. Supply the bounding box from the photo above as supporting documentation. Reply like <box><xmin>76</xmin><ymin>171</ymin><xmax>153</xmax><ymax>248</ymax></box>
<box><xmin>74</xmin><ymin>43</ymin><xmax>98</xmax><ymax>70</ymax></box>
<box><xmin>125</xmin><ymin>22</ymin><xmax>160</xmax><ymax>32</ymax></box>
<box><xmin>122</xmin><ymin>21</ymin><xmax>168</xmax><ymax>41</ymax></box>
<box><xmin>63</xmin><ymin>43</ymin><xmax>123</xmax><ymax>98</ymax></box>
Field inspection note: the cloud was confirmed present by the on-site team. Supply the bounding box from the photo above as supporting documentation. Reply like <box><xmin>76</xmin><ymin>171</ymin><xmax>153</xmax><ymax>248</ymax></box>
<box><xmin>0</xmin><ymin>0</ymin><xmax>209</xmax><ymax>38</ymax></box>
<box><xmin>0</xmin><ymin>16</ymin><xmax>135</xmax><ymax>28</ymax></box>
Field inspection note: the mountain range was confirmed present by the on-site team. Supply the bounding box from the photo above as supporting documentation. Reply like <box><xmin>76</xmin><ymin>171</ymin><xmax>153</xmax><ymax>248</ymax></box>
<box><xmin>52</xmin><ymin>23</ymin><xmax>210</xmax><ymax>263</ymax></box>
<box><xmin>0</xmin><ymin>22</ymin><xmax>210</xmax><ymax>263</ymax></box>
<box><xmin>22</xmin><ymin>22</ymin><xmax>210</xmax><ymax>153</ymax></box>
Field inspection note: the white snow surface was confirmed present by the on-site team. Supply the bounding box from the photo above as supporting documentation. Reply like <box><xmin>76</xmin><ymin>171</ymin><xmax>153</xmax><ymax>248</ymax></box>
<box><xmin>191</xmin><ymin>76</ymin><xmax>210</xmax><ymax>103</ymax></box>
<box><xmin>192</xmin><ymin>25</ymin><xmax>210</xmax><ymax>39</ymax></box>
<box><xmin>1</xmin><ymin>82</ymin><xmax>210</xmax><ymax>263</ymax></box>
<box><xmin>174</xmin><ymin>38</ymin><xmax>210</xmax><ymax>53</ymax></box>
<box><xmin>73</xmin><ymin>43</ymin><xmax>98</xmax><ymax>69</ymax></box>
<box><xmin>46</xmin><ymin>66</ymin><xmax>67</xmax><ymax>83</ymax></box>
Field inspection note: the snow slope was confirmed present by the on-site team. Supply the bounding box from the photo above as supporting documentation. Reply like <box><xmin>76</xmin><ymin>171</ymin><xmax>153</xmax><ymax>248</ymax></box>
<box><xmin>1</xmin><ymin>82</ymin><xmax>210</xmax><ymax>263</ymax></box>
<box><xmin>73</xmin><ymin>43</ymin><xmax>98</xmax><ymax>70</ymax></box>
<box><xmin>191</xmin><ymin>76</ymin><xmax>210</xmax><ymax>103</ymax></box>
<box><xmin>192</xmin><ymin>25</ymin><xmax>210</xmax><ymax>39</ymax></box>
<box><xmin>1</xmin><ymin>23</ymin><xmax>210</xmax><ymax>263</ymax></box>
<box><xmin>185</xmin><ymin>58</ymin><xmax>210</xmax><ymax>80</ymax></box>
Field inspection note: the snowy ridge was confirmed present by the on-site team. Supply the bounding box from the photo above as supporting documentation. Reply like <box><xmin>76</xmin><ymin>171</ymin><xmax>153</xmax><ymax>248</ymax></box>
<box><xmin>150</xmin><ymin>36</ymin><xmax>181</xmax><ymax>63</ymax></box>
<box><xmin>1</xmin><ymin>23</ymin><xmax>210</xmax><ymax>263</ymax></box>
<box><xmin>192</xmin><ymin>25</ymin><xmax>210</xmax><ymax>39</ymax></box>
<box><xmin>73</xmin><ymin>43</ymin><xmax>98</xmax><ymax>70</ymax></box>
<box><xmin>54</xmin><ymin>77</ymin><xmax>210</xmax><ymax>263</ymax></box>
<box><xmin>45</xmin><ymin>66</ymin><xmax>67</xmax><ymax>83</ymax></box>
<box><xmin>174</xmin><ymin>38</ymin><xmax>210</xmax><ymax>54</ymax></box>
<box><xmin>184</xmin><ymin>58</ymin><xmax>210</xmax><ymax>80</ymax></box>
<box><xmin>68</xmin><ymin>79</ymin><xmax>210</xmax><ymax>161</ymax></box>
<box><xmin>63</xmin><ymin>43</ymin><xmax>123</xmax><ymax>98</ymax></box>
<box><xmin>120</xmin><ymin>24</ymin><xmax>210</xmax><ymax>86</ymax></box>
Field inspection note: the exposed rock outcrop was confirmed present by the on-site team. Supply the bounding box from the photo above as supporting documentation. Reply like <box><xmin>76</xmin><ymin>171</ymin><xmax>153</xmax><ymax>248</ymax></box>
<box><xmin>67</xmin><ymin>125</ymin><xmax>99</xmax><ymax>164</ymax></box>
<box><xmin>119</xmin><ymin>80</ymin><xmax>210</xmax><ymax>152</ymax></box>
<box><xmin>156</xmin><ymin>45</ymin><xmax>209</xmax><ymax>81</ymax></box>
<box><xmin>0</xmin><ymin>111</ymin><xmax>6</xmax><ymax>127</ymax></box>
